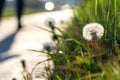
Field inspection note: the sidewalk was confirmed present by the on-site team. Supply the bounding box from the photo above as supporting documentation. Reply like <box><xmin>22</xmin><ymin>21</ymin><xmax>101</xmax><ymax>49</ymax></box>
<box><xmin>0</xmin><ymin>9</ymin><xmax>72</xmax><ymax>80</ymax></box>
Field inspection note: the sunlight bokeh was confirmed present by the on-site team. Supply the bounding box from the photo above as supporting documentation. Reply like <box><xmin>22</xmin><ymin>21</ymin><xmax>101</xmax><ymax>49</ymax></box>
<box><xmin>45</xmin><ymin>2</ymin><xmax>54</xmax><ymax>11</ymax></box>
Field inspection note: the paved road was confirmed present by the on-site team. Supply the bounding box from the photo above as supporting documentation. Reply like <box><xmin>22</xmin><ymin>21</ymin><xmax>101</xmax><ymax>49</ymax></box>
<box><xmin>0</xmin><ymin>9</ymin><xmax>72</xmax><ymax>80</ymax></box>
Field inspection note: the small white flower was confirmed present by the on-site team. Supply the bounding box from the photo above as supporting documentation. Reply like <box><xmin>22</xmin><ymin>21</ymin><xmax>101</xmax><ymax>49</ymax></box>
<box><xmin>58</xmin><ymin>51</ymin><xmax>63</xmax><ymax>54</ymax></box>
<box><xmin>83</xmin><ymin>23</ymin><xmax>104</xmax><ymax>41</ymax></box>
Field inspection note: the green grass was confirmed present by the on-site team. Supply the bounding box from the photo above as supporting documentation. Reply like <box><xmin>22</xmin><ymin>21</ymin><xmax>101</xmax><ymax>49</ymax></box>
<box><xmin>2</xmin><ymin>8</ymin><xmax>43</xmax><ymax>18</ymax></box>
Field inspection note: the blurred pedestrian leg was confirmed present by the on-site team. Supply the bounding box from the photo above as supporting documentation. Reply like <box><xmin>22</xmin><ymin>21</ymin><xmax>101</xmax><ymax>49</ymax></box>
<box><xmin>0</xmin><ymin>0</ymin><xmax>24</xmax><ymax>30</ymax></box>
<box><xmin>0</xmin><ymin>0</ymin><xmax>6</xmax><ymax>22</ymax></box>
<box><xmin>16</xmin><ymin>0</ymin><xmax>24</xmax><ymax>30</ymax></box>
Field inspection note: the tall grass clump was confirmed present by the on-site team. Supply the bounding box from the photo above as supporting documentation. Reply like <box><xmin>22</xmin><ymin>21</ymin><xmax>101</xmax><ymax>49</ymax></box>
<box><xmin>67</xmin><ymin>0</ymin><xmax>120</xmax><ymax>55</ymax></box>
<box><xmin>29</xmin><ymin>0</ymin><xmax>120</xmax><ymax>80</ymax></box>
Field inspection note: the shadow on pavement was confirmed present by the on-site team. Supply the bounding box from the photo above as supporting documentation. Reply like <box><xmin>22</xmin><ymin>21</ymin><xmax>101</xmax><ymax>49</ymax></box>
<box><xmin>0</xmin><ymin>30</ymin><xmax>19</xmax><ymax>62</ymax></box>
<box><xmin>0</xmin><ymin>54</ymin><xmax>19</xmax><ymax>62</ymax></box>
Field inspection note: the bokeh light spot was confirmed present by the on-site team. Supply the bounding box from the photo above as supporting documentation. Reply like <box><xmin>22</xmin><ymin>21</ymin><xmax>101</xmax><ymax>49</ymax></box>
<box><xmin>45</xmin><ymin>2</ymin><xmax>54</xmax><ymax>11</ymax></box>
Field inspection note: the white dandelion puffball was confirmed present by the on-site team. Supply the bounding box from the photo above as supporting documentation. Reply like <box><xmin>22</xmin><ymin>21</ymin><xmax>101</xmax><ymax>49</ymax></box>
<box><xmin>83</xmin><ymin>23</ymin><xmax>104</xmax><ymax>41</ymax></box>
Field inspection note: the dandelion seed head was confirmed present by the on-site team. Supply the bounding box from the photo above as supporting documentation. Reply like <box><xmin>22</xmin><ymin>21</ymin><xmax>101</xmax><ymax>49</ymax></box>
<box><xmin>83</xmin><ymin>23</ymin><xmax>104</xmax><ymax>41</ymax></box>
<box><xmin>44</xmin><ymin>42</ymin><xmax>55</xmax><ymax>52</ymax></box>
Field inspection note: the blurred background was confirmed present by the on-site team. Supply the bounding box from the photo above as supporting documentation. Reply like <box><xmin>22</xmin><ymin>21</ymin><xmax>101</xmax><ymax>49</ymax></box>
<box><xmin>3</xmin><ymin>0</ymin><xmax>79</xmax><ymax>17</ymax></box>
<box><xmin>6</xmin><ymin>0</ymin><xmax>78</xmax><ymax>8</ymax></box>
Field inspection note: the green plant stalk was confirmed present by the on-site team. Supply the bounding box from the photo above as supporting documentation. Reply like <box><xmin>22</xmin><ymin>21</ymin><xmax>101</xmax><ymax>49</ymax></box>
<box><xmin>113</xmin><ymin>0</ymin><xmax>117</xmax><ymax>37</ymax></box>
<box><xmin>95</xmin><ymin>0</ymin><xmax>98</xmax><ymax>16</ymax></box>
<box><xmin>56</xmin><ymin>75</ymin><xmax>62</xmax><ymax>80</ymax></box>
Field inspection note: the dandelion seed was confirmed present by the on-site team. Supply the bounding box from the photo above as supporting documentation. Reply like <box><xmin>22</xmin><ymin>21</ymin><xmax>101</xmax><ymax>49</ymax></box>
<box><xmin>83</xmin><ymin>23</ymin><xmax>104</xmax><ymax>41</ymax></box>
<box><xmin>44</xmin><ymin>17</ymin><xmax>55</xmax><ymax>30</ymax></box>
<box><xmin>44</xmin><ymin>42</ymin><xmax>55</xmax><ymax>52</ymax></box>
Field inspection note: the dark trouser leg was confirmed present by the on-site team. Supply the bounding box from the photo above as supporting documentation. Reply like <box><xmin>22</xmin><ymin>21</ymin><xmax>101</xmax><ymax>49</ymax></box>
<box><xmin>0</xmin><ymin>0</ymin><xmax>6</xmax><ymax>22</ymax></box>
<box><xmin>16</xmin><ymin>0</ymin><xmax>24</xmax><ymax>30</ymax></box>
